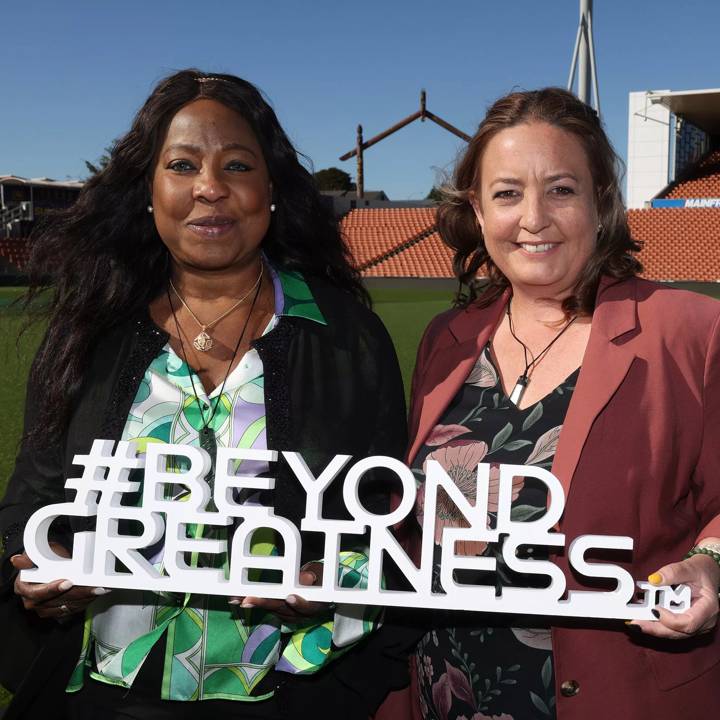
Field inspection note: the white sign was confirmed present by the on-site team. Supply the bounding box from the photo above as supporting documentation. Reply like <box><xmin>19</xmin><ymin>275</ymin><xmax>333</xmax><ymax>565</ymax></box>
<box><xmin>21</xmin><ymin>439</ymin><xmax>689</xmax><ymax>620</ymax></box>
<box><xmin>685</xmin><ymin>198</ymin><xmax>720</xmax><ymax>208</ymax></box>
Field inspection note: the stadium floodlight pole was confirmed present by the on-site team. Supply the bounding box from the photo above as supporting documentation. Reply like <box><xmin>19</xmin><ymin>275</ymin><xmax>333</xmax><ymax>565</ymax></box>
<box><xmin>567</xmin><ymin>0</ymin><xmax>601</xmax><ymax>116</ymax></box>
<box><xmin>586</xmin><ymin>7</ymin><xmax>601</xmax><ymax>116</ymax></box>
<box><xmin>578</xmin><ymin>0</ymin><xmax>591</xmax><ymax>105</ymax></box>
<box><xmin>339</xmin><ymin>90</ymin><xmax>471</xmax><ymax>201</ymax></box>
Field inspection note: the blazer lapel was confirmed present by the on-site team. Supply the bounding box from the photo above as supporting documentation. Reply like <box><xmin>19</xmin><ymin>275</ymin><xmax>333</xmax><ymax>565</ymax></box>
<box><xmin>551</xmin><ymin>277</ymin><xmax>639</xmax><ymax>505</ymax></box>
<box><xmin>408</xmin><ymin>296</ymin><xmax>507</xmax><ymax>464</ymax></box>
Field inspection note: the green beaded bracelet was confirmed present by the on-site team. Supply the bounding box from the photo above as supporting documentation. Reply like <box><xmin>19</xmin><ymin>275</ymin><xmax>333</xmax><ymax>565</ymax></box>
<box><xmin>685</xmin><ymin>545</ymin><xmax>720</xmax><ymax>567</ymax></box>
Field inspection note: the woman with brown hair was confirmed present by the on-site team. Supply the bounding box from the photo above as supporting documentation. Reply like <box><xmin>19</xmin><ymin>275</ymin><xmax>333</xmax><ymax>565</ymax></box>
<box><xmin>405</xmin><ymin>87</ymin><xmax>720</xmax><ymax>719</ymax></box>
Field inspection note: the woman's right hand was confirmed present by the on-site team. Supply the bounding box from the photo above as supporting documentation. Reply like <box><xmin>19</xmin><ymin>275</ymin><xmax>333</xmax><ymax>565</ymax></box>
<box><xmin>628</xmin><ymin>553</ymin><xmax>720</xmax><ymax>639</ymax></box>
<box><xmin>11</xmin><ymin>546</ymin><xmax>109</xmax><ymax>621</ymax></box>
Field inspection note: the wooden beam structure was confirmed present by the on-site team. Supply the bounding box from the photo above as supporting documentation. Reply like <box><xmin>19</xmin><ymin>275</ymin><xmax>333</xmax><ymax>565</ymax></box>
<box><xmin>339</xmin><ymin>90</ymin><xmax>471</xmax><ymax>199</ymax></box>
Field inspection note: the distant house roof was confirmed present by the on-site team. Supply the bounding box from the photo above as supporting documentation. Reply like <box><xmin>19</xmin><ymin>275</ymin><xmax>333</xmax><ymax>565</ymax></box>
<box><xmin>0</xmin><ymin>175</ymin><xmax>84</xmax><ymax>189</ymax></box>
<box><xmin>321</xmin><ymin>189</ymin><xmax>389</xmax><ymax>201</ymax></box>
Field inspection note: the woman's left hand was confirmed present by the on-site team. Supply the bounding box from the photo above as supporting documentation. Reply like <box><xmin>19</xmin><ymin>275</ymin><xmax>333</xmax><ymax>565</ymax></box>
<box><xmin>629</xmin><ymin>554</ymin><xmax>720</xmax><ymax>639</ymax></box>
<box><xmin>228</xmin><ymin>562</ymin><xmax>330</xmax><ymax>622</ymax></box>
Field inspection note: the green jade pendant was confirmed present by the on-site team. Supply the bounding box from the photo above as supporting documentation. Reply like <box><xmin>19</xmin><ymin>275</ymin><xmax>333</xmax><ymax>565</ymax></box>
<box><xmin>199</xmin><ymin>425</ymin><xmax>217</xmax><ymax>486</ymax></box>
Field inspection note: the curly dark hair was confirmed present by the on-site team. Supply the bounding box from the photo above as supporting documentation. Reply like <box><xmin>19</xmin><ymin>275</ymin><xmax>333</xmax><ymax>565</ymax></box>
<box><xmin>25</xmin><ymin>68</ymin><xmax>368</xmax><ymax>438</ymax></box>
<box><xmin>437</xmin><ymin>87</ymin><xmax>641</xmax><ymax>314</ymax></box>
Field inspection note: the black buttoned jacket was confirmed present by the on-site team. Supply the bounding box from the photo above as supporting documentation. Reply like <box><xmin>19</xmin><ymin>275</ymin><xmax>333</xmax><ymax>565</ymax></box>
<box><xmin>0</xmin><ymin>278</ymin><xmax>411</xmax><ymax>720</ymax></box>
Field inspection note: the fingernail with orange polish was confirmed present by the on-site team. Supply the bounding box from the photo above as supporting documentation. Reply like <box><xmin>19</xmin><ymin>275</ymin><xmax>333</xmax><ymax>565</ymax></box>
<box><xmin>648</xmin><ymin>572</ymin><xmax>663</xmax><ymax>586</ymax></box>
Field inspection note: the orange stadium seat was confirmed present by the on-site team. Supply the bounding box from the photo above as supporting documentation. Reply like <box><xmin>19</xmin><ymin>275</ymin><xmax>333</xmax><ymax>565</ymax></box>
<box><xmin>0</xmin><ymin>237</ymin><xmax>30</xmax><ymax>270</ymax></box>
<box><xmin>628</xmin><ymin>208</ymin><xmax>720</xmax><ymax>281</ymax></box>
<box><xmin>343</xmin><ymin>205</ymin><xmax>720</xmax><ymax>282</ymax></box>
<box><xmin>661</xmin><ymin>149</ymin><xmax>720</xmax><ymax>200</ymax></box>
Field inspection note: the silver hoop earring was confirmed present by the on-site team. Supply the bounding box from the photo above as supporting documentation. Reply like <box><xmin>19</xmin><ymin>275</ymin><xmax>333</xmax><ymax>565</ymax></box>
<box><xmin>597</xmin><ymin>223</ymin><xmax>603</xmax><ymax>235</ymax></box>
<box><xmin>147</xmin><ymin>205</ymin><xmax>154</xmax><ymax>214</ymax></box>
<box><xmin>270</xmin><ymin>203</ymin><xmax>276</xmax><ymax>213</ymax></box>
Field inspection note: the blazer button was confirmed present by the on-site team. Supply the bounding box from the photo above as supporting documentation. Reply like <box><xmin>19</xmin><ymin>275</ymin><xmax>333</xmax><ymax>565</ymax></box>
<box><xmin>560</xmin><ymin>680</ymin><xmax>580</xmax><ymax>697</ymax></box>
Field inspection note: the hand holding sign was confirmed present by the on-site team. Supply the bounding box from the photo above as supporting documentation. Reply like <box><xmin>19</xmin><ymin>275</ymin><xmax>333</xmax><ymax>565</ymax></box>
<box><xmin>629</xmin><ymin>553</ymin><xmax>720</xmax><ymax>638</ymax></box>
<box><xmin>12</xmin><ymin>542</ymin><xmax>109</xmax><ymax>621</ymax></box>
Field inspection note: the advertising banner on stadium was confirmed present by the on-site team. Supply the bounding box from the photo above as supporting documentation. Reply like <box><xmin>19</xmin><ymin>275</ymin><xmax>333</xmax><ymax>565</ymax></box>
<box><xmin>651</xmin><ymin>198</ymin><xmax>720</xmax><ymax>208</ymax></box>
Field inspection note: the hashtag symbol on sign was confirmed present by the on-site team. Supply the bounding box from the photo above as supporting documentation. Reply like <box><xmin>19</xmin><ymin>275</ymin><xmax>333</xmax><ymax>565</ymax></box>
<box><xmin>65</xmin><ymin>439</ymin><xmax>145</xmax><ymax>512</ymax></box>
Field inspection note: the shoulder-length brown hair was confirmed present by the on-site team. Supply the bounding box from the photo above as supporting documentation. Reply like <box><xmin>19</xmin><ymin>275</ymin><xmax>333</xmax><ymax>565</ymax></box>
<box><xmin>437</xmin><ymin>87</ymin><xmax>641</xmax><ymax>315</ymax></box>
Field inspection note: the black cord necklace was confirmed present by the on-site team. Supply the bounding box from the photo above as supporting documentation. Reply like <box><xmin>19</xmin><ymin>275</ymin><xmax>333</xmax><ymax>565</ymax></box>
<box><xmin>166</xmin><ymin>272</ymin><xmax>263</xmax><ymax>477</ymax></box>
<box><xmin>505</xmin><ymin>298</ymin><xmax>577</xmax><ymax>406</ymax></box>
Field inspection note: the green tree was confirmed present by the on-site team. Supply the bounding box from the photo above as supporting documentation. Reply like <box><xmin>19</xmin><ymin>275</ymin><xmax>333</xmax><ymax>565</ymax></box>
<box><xmin>84</xmin><ymin>143</ymin><xmax>115</xmax><ymax>177</ymax></box>
<box><xmin>426</xmin><ymin>186</ymin><xmax>444</xmax><ymax>202</ymax></box>
<box><xmin>313</xmin><ymin>167</ymin><xmax>355</xmax><ymax>191</ymax></box>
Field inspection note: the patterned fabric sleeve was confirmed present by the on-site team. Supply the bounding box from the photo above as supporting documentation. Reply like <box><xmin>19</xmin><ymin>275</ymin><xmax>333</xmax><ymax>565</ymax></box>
<box><xmin>276</xmin><ymin>550</ymin><xmax>381</xmax><ymax>674</ymax></box>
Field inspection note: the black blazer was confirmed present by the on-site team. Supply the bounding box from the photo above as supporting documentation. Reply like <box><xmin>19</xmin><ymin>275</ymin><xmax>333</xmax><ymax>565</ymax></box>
<box><xmin>0</xmin><ymin>278</ymin><xmax>411</xmax><ymax>719</ymax></box>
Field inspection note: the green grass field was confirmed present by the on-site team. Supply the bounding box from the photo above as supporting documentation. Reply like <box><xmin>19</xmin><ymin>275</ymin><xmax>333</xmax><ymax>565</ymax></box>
<box><xmin>0</xmin><ymin>289</ymin><xmax>46</xmax><ymax>497</ymax></box>
<box><xmin>371</xmin><ymin>285</ymin><xmax>454</xmax><ymax>396</ymax></box>
<box><xmin>0</xmin><ymin>288</ymin><xmax>40</xmax><ymax>707</ymax></box>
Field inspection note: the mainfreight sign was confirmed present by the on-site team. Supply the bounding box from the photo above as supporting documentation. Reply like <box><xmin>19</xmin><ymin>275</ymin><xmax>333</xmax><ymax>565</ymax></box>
<box><xmin>652</xmin><ymin>198</ymin><xmax>720</xmax><ymax>208</ymax></box>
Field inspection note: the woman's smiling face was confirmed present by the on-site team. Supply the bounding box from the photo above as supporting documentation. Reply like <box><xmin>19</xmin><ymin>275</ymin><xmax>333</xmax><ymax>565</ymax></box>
<box><xmin>151</xmin><ymin>98</ymin><xmax>272</xmax><ymax>273</ymax></box>
<box><xmin>471</xmin><ymin>121</ymin><xmax>599</xmax><ymax>299</ymax></box>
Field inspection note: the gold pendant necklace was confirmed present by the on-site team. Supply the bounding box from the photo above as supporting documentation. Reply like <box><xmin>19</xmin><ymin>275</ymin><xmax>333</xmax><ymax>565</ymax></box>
<box><xmin>166</xmin><ymin>277</ymin><xmax>262</xmax><ymax>484</ymax></box>
<box><xmin>193</xmin><ymin>329</ymin><xmax>214</xmax><ymax>352</ymax></box>
<box><xmin>169</xmin><ymin>264</ymin><xmax>263</xmax><ymax>352</ymax></box>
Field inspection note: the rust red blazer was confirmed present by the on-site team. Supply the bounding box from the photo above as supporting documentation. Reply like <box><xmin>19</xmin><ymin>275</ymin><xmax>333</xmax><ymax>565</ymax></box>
<box><xmin>398</xmin><ymin>276</ymin><xmax>720</xmax><ymax>720</ymax></box>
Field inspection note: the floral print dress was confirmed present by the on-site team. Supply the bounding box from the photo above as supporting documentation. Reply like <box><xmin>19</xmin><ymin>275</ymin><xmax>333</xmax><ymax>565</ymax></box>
<box><xmin>413</xmin><ymin>343</ymin><xmax>578</xmax><ymax>720</ymax></box>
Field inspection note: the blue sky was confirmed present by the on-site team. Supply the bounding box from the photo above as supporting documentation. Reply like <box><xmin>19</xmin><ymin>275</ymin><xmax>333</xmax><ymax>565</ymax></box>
<box><xmin>2</xmin><ymin>0</ymin><xmax>719</xmax><ymax>199</ymax></box>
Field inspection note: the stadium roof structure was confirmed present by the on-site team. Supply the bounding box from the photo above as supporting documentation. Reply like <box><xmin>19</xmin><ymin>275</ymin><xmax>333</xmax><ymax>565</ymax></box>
<box><xmin>645</xmin><ymin>88</ymin><xmax>720</xmax><ymax>134</ymax></box>
<box><xmin>0</xmin><ymin>174</ymin><xmax>84</xmax><ymax>189</ymax></box>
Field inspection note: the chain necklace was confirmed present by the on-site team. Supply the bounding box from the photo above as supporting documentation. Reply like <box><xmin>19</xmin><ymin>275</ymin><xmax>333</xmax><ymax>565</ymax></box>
<box><xmin>505</xmin><ymin>299</ymin><xmax>578</xmax><ymax>406</ymax></box>
<box><xmin>166</xmin><ymin>274</ymin><xmax>262</xmax><ymax>477</ymax></box>
<box><xmin>169</xmin><ymin>263</ymin><xmax>263</xmax><ymax>352</ymax></box>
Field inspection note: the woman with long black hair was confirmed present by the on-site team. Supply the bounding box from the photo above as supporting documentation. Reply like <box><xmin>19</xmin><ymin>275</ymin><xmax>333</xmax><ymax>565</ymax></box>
<box><xmin>0</xmin><ymin>69</ymin><xmax>408</xmax><ymax>719</ymax></box>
